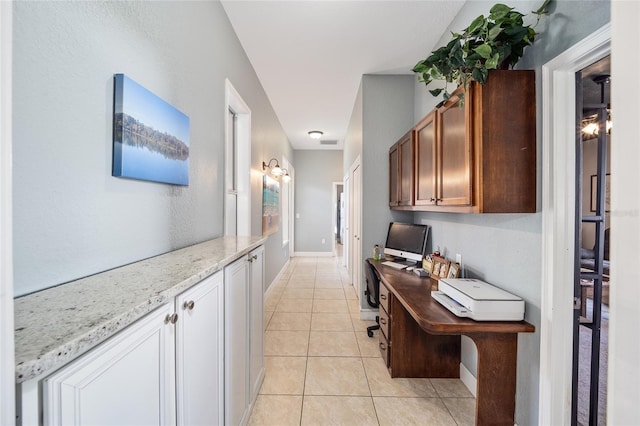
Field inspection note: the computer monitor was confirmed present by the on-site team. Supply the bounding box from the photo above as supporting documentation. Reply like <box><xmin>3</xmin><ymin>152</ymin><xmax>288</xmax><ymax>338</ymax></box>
<box><xmin>383</xmin><ymin>222</ymin><xmax>430</xmax><ymax>263</ymax></box>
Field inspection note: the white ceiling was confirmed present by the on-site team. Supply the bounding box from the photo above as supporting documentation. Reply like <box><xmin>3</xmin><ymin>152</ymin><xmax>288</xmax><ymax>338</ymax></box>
<box><xmin>221</xmin><ymin>1</ymin><xmax>465</xmax><ymax>150</ymax></box>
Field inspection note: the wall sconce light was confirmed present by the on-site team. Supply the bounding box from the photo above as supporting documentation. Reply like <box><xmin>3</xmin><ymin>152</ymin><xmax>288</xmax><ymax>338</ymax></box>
<box><xmin>308</xmin><ymin>130</ymin><xmax>324</xmax><ymax>139</ymax></box>
<box><xmin>262</xmin><ymin>158</ymin><xmax>291</xmax><ymax>182</ymax></box>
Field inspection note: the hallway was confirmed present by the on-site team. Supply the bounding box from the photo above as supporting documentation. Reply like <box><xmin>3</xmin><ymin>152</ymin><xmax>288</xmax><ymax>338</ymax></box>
<box><xmin>248</xmin><ymin>256</ymin><xmax>476</xmax><ymax>425</ymax></box>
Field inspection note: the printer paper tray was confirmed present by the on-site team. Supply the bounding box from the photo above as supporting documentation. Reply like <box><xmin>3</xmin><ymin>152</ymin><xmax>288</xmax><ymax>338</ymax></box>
<box><xmin>431</xmin><ymin>291</ymin><xmax>524</xmax><ymax>321</ymax></box>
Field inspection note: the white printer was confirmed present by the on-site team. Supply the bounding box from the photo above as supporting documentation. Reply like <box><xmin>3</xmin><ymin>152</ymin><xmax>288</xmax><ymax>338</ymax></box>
<box><xmin>432</xmin><ymin>278</ymin><xmax>525</xmax><ymax>321</ymax></box>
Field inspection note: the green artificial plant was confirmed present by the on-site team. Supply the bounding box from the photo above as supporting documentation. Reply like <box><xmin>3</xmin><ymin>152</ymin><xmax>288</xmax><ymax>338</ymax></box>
<box><xmin>412</xmin><ymin>0</ymin><xmax>551</xmax><ymax>107</ymax></box>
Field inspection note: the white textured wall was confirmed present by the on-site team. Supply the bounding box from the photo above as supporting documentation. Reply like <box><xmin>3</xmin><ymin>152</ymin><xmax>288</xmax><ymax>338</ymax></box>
<box><xmin>13</xmin><ymin>1</ymin><xmax>292</xmax><ymax>296</ymax></box>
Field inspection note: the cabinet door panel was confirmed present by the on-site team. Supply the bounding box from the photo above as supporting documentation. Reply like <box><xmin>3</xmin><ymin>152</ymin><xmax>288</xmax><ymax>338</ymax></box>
<box><xmin>176</xmin><ymin>271</ymin><xmax>223</xmax><ymax>426</ymax></box>
<box><xmin>398</xmin><ymin>132</ymin><xmax>414</xmax><ymax>206</ymax></box>
<box><xmin>389</xmin><ymin>144</ymin><xmax>399</xmax><ymax>206</ymax></box>
<box><xmin>438</xmin><ymin>93</ymin><xmax>472</xmax><ymax>206</ymax></box>
<box><xmin>415</xmin><ymin>111</ymin><xmax>437</xmax><ymax>205</ymax></box>
<box><xmin>249</xmin><ymin>246</ymin><xmax>265</xmax><ymax>402</ymax></box>
<box><xmin>225</xmin><ymin>257</ymin><xmax>250</xmax><ymax>426</ymax></box>
<box><xmin>43</xmin><ymin>305</ymin><xmax>176</xmax><ymax>426</ymax></box>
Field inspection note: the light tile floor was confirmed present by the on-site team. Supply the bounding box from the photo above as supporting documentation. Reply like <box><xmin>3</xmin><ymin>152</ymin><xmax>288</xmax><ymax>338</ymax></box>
<box><xmin>249</xmin><ymin>256</ymin><xmax>475</xmax><ymax>426</ymax></box>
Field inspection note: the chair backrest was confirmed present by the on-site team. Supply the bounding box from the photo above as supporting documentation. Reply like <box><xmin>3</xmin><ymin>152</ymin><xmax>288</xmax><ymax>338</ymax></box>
<box><xmin>364</xmin><ymin>259</ymin><xmax>380</xmax><ymax>308</ymax></box>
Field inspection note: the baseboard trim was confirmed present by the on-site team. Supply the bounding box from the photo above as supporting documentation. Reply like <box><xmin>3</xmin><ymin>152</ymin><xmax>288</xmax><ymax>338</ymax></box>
<box><xmin>265</xmin><ymin>258</ymin><xmax>291</xmax><ymax>298</ymax></box>
<box><xmin>359</xmin><ymin>308</ymin><xmax>378</xmax><ymax>321</ymax></box>
<box><xmin>293</xmin><ymin>251</ymin><xmax>333</xmax><ymax>257</ymax></box>
<box><xmin>459</xmin><ymin>362</ymin><xmax>477</xmax><ymax>397</ymax></box>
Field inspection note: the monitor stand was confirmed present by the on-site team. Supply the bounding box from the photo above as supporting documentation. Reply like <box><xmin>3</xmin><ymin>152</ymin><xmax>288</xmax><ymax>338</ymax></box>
<box><xmin>387</xmin><ymin>257</ymin><xmax>420</xmax><ymax>267</ymax></box>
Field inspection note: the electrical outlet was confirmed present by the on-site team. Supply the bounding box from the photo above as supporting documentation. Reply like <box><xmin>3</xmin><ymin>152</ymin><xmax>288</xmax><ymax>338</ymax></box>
<box><xmin>456</xmin><ymin>253</ymin><xmax>462</xmax><ymax>264</ymax></box>
<box><xmin>321</xmin><ymin>238</ymin><xmax>326</xmax><ymax>244</ymax></box>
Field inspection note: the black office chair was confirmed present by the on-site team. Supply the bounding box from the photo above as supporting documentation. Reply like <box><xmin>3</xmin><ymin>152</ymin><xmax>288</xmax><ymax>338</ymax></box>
<box><xmin>364</xmin><ymin>259</ymin><xmax>381</xmax><ymax>337</ymax></box>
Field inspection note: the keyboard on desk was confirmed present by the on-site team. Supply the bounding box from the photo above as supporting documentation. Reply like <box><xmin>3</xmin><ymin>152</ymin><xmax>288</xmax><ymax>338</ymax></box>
<box><xmin>381</xmin><ymin>260</ymin><xmax>409</xmax><ymax>270</ymax></box>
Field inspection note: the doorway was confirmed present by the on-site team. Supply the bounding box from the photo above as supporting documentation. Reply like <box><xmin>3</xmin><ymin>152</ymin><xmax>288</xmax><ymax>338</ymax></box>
<box><xmin>332</xmin><ymin>182</ymin><xmax>344</xmax><ymax>261</ymax></box>
<box><xmin>538</xmin><ymin>24</ymin><xmax>610</xmax><ymax>425</ymax></box>
<box><xmin>573</xmin><ymin>56</ymin><xmax>611</xmax><ymax>426</ymax></box>
<box><xmin>224</xmin><ymin>79</ymin><xmax>251</xmax><ymax>237</ymax></box>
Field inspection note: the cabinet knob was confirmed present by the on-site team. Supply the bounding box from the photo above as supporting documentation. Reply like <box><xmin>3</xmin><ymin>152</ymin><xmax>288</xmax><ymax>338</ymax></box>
<box><xmin>380</xmin><ymin>318</ymin><xmax>386</xmax><ymax>325</ymax></box>
<box><xmin>165</xmin><ymin>313</ymin><xmax>179</xmax><ymax>324</ymax></box>
<box><xmin>380</xmin><ymin>294</ymin><xmax>387</xmax><ymax>300</ymax></box>
<box><xmin>379</xmin><ymin>342</ymin><xmax>386</xmax><ymax>350</ymax></box>
<box><xmin>183</xmin><ymin>300</ymin><xmax>195</xmax><ymax>310</ymax></box>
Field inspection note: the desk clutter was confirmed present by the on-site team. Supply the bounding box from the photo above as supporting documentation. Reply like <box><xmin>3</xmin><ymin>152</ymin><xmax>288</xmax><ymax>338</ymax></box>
<box><xmin>422</xmin><ymin>254</ymin><xmax>461</xmax><ymax>279</ymax></box>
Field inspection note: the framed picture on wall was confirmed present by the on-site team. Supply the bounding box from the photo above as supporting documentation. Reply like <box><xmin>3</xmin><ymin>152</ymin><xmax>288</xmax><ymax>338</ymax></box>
<box><xmin>590</xmin><ymin>173</ymin><xmax>610</xmax><ymax>212</ymax></box>
<box><xmin>262</xmin><ymin>175</ymin><xmax>280</xmax><ymax>236</ymax></box>
<box><xmin>112</xmin><ymin>74</ymin><xmax>190</xmax><ymax>186</ymax></box>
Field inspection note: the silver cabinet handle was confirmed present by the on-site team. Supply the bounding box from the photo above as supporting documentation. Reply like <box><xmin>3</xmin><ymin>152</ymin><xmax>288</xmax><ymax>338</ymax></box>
<box><xmin>248</xmin><ymin>254</ymin><xmax>258</xmax><ymax>263</ymax></box>
<box><xmin>165</xmin><ymin>313</ymin><xmax>179</xmax><ymax>324</ymax></box>
<box><xmin>183</xmin><ymin>300</ymin><xmax>195</xmax><ymax>310</ymax></box>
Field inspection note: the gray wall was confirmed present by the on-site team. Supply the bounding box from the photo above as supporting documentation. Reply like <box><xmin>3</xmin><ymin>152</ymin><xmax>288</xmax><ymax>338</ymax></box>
<box><xmin>412</xmin><ymin>1</ymin><xmax>611</xmax><ymax>424</ymax></box>
<box><xmin>293</xmin><ymin>150</ymin><xmax>343</xmax><ymax>253</ymax></box>
<box><xmin>343</xmin><ymin>82</ymin><xmax>363</xmax><ymax>173</ymax></box>
<box><xmin>13</xmin><ymin>1</ymin><xmax>292</xmax><ymax>296</ymax></box>
<box><xmin>345</xmin><ymin>75</ymin><xmax>414</xmax><ymax>305</ymax></box>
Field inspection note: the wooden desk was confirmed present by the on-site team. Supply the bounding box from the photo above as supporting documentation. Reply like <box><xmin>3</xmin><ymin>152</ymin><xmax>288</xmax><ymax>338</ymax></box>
<box><xmin>371</xmin><ymin>260</ymin><xmax>535</xmax><ymax>426</ymax></box>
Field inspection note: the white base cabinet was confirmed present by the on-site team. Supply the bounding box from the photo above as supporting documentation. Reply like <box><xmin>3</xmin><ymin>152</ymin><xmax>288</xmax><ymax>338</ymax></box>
<box><xmin>42</xmin><ymin>271</ymin><xmax>225</xmax><ymax>426</ymax></box>
<box><xmin>43</xmin><ymin>303</ymin><xmax>177</xmax><ymax>426</ymax></box>
<box><xmin>225</xmin><ymin>246</ymin><xmax>265</xmax><ymax>426</ymax></box>
<box><xmin>175</xmin><ymin>271</ymin><xmax>224</xmax><ymax>426</ymax></box>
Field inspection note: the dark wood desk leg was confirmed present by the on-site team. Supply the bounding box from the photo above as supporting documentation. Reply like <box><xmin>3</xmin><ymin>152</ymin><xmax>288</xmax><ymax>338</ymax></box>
<box><xmin>467</xmin><ymin>333</ymin><xmax>518</xmax><ymax>426</ymax></box>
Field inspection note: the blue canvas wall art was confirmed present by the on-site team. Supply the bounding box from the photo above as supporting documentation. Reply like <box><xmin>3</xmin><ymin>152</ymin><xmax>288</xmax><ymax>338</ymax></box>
<box><xmin>112</xmin><ymin>74</ymin><xmax>190</xmax><ymax>186</ymax></box>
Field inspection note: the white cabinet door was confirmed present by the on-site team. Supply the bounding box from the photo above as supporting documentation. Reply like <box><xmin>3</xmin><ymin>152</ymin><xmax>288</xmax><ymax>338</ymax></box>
<box><xmin>43</xmin><ymin>304</ymin><xmax>176</xmax><ymax>426</ymax></box>
<box><xmin>175</xmin><ymin>271</ymin><xmax>223</xmax><ymax>426</ymax></box>
<box><xmin>224</xmin><ymin>257</ymin><xmax>250</xmax><ymax>426</ymax></box>
<box><xmin>248</xmin><ymin>246</ymin><xmax>265</xmax><ymax>402</ymax></box>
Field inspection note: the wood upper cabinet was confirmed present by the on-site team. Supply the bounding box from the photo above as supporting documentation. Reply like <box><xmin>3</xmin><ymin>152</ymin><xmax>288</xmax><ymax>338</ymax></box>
<box><xmin>391</xmin><ymin>69</ymin><xmax>536</xmax><ymax>213</ymax></box>
<box><xmin>470</xmin><ymin>70</ymin><xmax>536</xmax><ymax>213</ymax></box>
<box><xmin>389</xmin><ymin>143</ymin><xmax>399</xmax><ymax>207</ymax></box>
<box><xmin>389</xmin><ymin>130</ymin><xmax>414</xmax><ymax>207</ymax></box>
<box><xmin>414</xmin><ymin>111</ymin><xmax>438</xmax><ymax>206</ymax></box>
<box><xmin>438</xmin><ymin>89</ymin><xmax>473</xmax><ymax>207</ymax></box>
<box><xmin>398</xmin><ymin>131</ymin><xmax>414</xmax><ymax>206</ymax></box>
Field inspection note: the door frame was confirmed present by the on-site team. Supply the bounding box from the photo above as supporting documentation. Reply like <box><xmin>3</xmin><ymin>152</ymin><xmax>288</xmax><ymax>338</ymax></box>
<box><xmin>331</xmin><ymin>181</ymin><xmax>342</xmax><ymax>256</ymax></box>
<box><xmin>348</xmin><ymin>156</ymin><xmax>361</xmax><ymax>295</ymax></box>
<box><xmin>224</xmin><ymin>79</ymin><xmax>251</xmax><ymax>237</ymax></box>
<box><xmin>0</xmin><ymin>2</ymin><xmax>15</xmax><ymax>424</ymax></box>
<box><xmin>538</xmin><ymin>23</ymin><xmax>610</xmax><ymax>425</ymax></box>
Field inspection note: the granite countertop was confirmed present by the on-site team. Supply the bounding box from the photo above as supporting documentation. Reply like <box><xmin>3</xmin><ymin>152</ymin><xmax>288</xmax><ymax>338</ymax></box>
<box><xmin>14</xmin><ymin>236</ymin><xmax>266</xmax><ymax>383</ymax></box>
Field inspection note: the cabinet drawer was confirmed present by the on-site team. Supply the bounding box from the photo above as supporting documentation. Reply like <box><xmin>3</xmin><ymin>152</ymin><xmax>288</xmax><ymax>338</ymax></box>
<box><xmin>379</xmin><ymin>333</ymin><xmax>390</xmax><ymax>367</ymax></box>
<box><xmin>379</xmin><ymin>282</ymin><xmax>391</xmax><ymax>315</ymax></box>
<box><xmin>379</xmin><ymin>306</ymin><xmax>390</xmax><ymax>340</ymax></box>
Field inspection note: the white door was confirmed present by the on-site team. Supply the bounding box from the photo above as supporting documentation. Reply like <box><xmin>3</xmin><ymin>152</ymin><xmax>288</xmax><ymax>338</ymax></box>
<box><xmin>350</xmin><ymin>159</ymin><xmax>362</xmax><ymax>298</ymax></box>
<box><xmin>43</xmin><ymin>304</ymin><xmax>176</xmax><ymax>426</ymax></box>
<box><xmin>343</xmin><ymin>174</ymin><xmax>350</xmax><ymax>268</ymax></box>
<box><xmin>175</xmin><ymin>271</ymin><xmax>224</xmax><ymax>426</ymax></box>
<box><xmin>224</xmin><ymin>256</ymin><xmax>250</xmax><ymax>426</ymax></box>
<box><xmin>248</xmin><ymin>246</ymin><xmax>265</xmax><ymax>402</ymax></box>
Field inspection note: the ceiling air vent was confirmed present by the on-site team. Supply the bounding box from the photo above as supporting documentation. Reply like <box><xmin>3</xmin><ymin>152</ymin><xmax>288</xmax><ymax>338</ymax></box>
<box><xmin>320</xmin><ymin>139</ymin><xmax>338</xmax><ymax>145</ymax></box>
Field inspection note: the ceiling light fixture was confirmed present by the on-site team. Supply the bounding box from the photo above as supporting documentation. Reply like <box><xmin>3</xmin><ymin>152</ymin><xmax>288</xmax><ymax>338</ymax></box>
<box><xmin>262</xmin><ymin>158</ymin><xmax>290</xmax><ymax>182</ymax></box>
<box><xmin>582</xmin><ymin>74</ymin><xmax>612</xmax><ymax>138</ymax></box>
<box><xmin>308</xmin><ymin>130</ymin><xmax>324</xmax><ymax>139</ymax></box>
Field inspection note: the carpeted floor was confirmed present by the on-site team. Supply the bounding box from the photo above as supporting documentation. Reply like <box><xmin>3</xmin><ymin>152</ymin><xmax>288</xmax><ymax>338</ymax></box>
<box><xmin>577</xmin><ymin>298</ymin><xmax>608</xmax><ymax>425</ymax></box>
